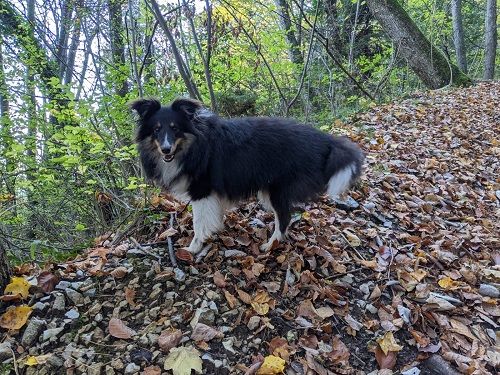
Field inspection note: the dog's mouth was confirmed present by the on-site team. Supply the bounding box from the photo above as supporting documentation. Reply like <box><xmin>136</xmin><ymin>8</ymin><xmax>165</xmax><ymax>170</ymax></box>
<box><xmin>163</xmin><ymin>152</ymin><xmax>176</xmax><ymax>162</ymax></box>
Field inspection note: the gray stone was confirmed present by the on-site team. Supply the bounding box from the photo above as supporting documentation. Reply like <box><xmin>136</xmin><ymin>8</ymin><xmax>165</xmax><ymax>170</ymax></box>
<box><xmin>32</xmin><ymin>301</ymin><xmax>49</xmax><ymax>313</ymax></box>
<box><xmin>70</xmin><ymin>282</ymin><xmax>83</xmax><ymax>290</ymax></box>
<box><xmin>174</xmin><ymin>267</ymin><xmax>186</xmax><ymax>282</ymax></box>
<box><xmin>21</xmin><ymin>318</ymin><xmax>46</xmax><ymax>346</ymax></box>
<box><xmin>126</xmin><ymin>248</ymin><xmax>146</xmax><ymax>258</ymax></box>
<box><xmin>42</xmin><ymin>327</ymin><xmax>64</xmax><ymax>341</ymax></box>
<box><xmin>333</xmin><ymin>196</ymin><xmax>359</xmax><ymax>210</ymax></box>
<box><xmin>0</xmin><ymin>342</ymin><xmax>12</xmax><ymax>362</ymax></box>
<box><xmin>110</xmin><ymin>358</ymin><xmax>125</xmax><ymax>370</ymax></box>
<box><xmin>124</xmin><ymin>363</ymin><xmax>140</xmax><ymax>374</ymax></box>
<box><xmin>479</xmin><ymin>284</ymin><xmax>499</xmax><ymax>298</ymax></box>
<box><xmin>52</xmin><ymin>292</ymin><xmax>66</xmax><ymax>312</ymax></box>
<box><xmin>65</xmin><ymin>288</ymin><xmax>84</xmax><ymax>306</ymax></box>
<box><xmin>47</xmin><ymin>354</ymin><xmax>64</xmax><ymax>369</ymax></box>
<box><xmin>105</xmin><ymin>366</ymin><xmax>116</xmax><ymax>375</ymax></box>
<box><xmin>55</xmin><ymin>280</ymin><xmax>71</xmax><ymax>290</ymax></box>
<box><xmin>83</xmin><ymin>288</ymin><xmax>96</xmax><ymax>297</ymax></box>
<box><xmin>420</xmin><ymin>354</ymin><xmax>461</xmax><ymax>375</ymax></box>
<box><xmin>65</xmin><ymin>309</ymin><xmax>80</xmax><ymax>320</ymax></box>
<box><xmin>87</xmin><ymin>362</ymin><xmax>104</xmax><ymax>375</ymax></box>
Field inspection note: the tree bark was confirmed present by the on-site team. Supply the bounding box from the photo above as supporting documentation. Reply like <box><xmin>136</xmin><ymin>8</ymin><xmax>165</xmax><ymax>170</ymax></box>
<box><xmin>108</xmin><ymin>0</ymin><xmax>129</xmax><ymax>97</ymax></box>
<box><xmin>483</xmin><ymin>0</ymin><xmax>497</xmax><ymax>79</ymax></box>
<box><xmin>274</xmin><ymin>0</ymin><xmax>303</xmax><ymax>64</ymax></box>
<box><xmin>0</xmin><ymin>242</ymin><xmax>10</xmax><ymax>293</ymax></box>
<box><xmin>451</xmin><ymin>0</ymin><xmax>467</xmax><ymax>73</ymax></box>
<box><xmin>366</xmin><ymin>0</ymin><xmax>471</xmax><ymax>88</ymax></box>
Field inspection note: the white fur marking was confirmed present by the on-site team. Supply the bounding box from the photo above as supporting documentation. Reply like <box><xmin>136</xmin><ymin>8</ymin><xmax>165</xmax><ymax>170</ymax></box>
<box><xmin>260</xmin><ymin>208</ymin><xmax>285</xmax><ymax>252</ymax></box>
<box><xmin>161</xmin><ymin>137</ymin><xmax>171</xmax><ymax>150</ymax></box>
<box><xmin>188</xmin><ymin>194</ymin><xmax>225</xmax><ymax>254</ymax></box>
<box><xmin>327</xmin><ymin>163</ymin><xmax>355</xmax><ymax>198</ymax></box>
<box><xmin>257</xmin><ymin>190</ymin><xmax>272</xmax><ymax>211</ymax></box>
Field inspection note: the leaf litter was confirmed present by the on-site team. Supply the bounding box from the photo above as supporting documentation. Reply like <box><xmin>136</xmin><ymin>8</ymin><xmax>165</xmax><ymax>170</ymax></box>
<box><xmin>0</xmin><ymin>82</ymin><xmax>499</xmax><ymax>374</ymax></box>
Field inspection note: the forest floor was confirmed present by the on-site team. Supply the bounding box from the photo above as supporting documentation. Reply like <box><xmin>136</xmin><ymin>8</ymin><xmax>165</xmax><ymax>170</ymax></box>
<box><xmin>1</xmin><ymin>82</ymin><xmax>499</xmax><ymax>375</ymax></box>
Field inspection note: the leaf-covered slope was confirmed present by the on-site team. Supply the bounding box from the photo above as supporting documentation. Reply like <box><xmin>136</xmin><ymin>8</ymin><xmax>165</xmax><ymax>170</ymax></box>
<box><xmin>1</xmin><ymin>82</ymin><xmax>498</xmax><ymax>374</ymax></box>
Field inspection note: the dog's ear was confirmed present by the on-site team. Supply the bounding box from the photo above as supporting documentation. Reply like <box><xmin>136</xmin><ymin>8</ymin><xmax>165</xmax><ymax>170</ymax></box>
<box><xmin>129</xmin><ymin>99</ymin><xmax>161</xmax><ymax>119</ymax></box>
<box><xmin>171</xmin><ymin>98</ymin><xmax>203</xmax><ymax>119</ymax></box>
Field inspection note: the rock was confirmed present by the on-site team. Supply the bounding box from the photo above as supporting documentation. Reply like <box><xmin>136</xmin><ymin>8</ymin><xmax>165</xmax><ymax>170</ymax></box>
<box><xmin>126</xmin><ymin>248</ymin><xmax>146</xmax><ymax>258</ymax></box>
<box><xmin>174</xmin><ymin>267</ymin><xmax>186</xmax><ymax>282</ymax></box>
<box><xmin>479</xmin><ymin>284</ymin><xmax>499</xmax><ymax>298</ymax></box>
<box><xmin>124</xmin><ymin>362</ymin><xmax>140</xmax><ymax>374</ymax></box>
<box><xmin>420</xmin><ymin>354</ymin><xmax>461</xmax><ymax>375</ymax></box>
<box><xmin>105</xmin><ymin>366</ymin><xmax>116</xmax><ymax>375</ymax></box>
<box><xmin>47</xmin><ymin>354</ymin><xmax>64</xmax><ymax>369</ymax></box>
<box><xmin>87</xmin><ymin>362</ymin><xmax>104</xmax><ymax>375</ymax></box>
<box><xmin>52</xmin><ymin>292</ymin><xmax>66</xmax><ymax>312</ymax></box>
<box><xmin>247</xmin><ymin>316</ymin><xmax>260</xmax><ymax>330</ymax></box>
<box><xmin>32</xmin><ymin>301</ymin><xmax>49</xmax><ymax>313</ymax></box>
<box><xmin>82</xmin><ymin>288</ymin><xmax>96</xmax><ymax>297</ymax></box>
<box><xmin>333</xmin><ymin>196</ymin><xmax>359</xmax><ymax>210</ymax></box>
<box><xmin>224</xmin><ymin>250</ymin><xmax>247</xmax><ymax>257</ymax></box>
<box><xmin>21</xmin><ymin>318</ymin><xmax>46</xmax><ymax>346</ymax></box>
<box><xmin>65</xmin><ymin>309</ymin><xmax>80</xmax><ymax>320</ymax></box>
<box><xmin>110</xmin><ymin>358</ymin><xmax>125</xmax><ymax>370</ymax></box>
<box><xmin>65</xmin><ymin>288</ymin><xmax>84</xmax><ymax>306</ymax></box>
<box><xmin>42</xmin><ymin>327</ymin><xmax>64</xmax><ymax>341</ymax></box>
<box><xmin>55</xmin><ymin>280</ymin><xmax>71</xmax><ymax>290</ymax></box>
<box><xmin>0</xmin><ymin>342</ymin><xmax>12</xmax><ymax>362</ymax></box>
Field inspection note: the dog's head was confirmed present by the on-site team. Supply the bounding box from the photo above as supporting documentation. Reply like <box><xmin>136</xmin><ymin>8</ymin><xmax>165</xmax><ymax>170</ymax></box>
<box><xmin>130</xmin><ymin>98</ymin><xmax>203</xmax><ymax>162</ymax></box>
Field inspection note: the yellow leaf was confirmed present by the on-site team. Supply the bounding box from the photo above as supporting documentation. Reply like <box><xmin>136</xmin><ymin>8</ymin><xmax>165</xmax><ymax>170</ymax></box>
<box><xmin>0</xmin><ymin>305</ymin><xmax>33</xmax><ymax>330</ymax></box>
<box><xmin>257</xmin><ymin>355</ymin><xmax>286</xmax><ymax>374</ymax></box>
<box><xmin>342</xmin><ymin>229</ymin><xmax>361</xmax><ymax>247</ymax></box>
<box><xmin>163</xmin><ymin>346</ymin><xmax>202</xmax><ymax>375</ymax></box>
<box><xmin>438</xmin><ymin>277</ymin><xmax>460</xmax><ymax>290</ymax></box>
<box><xmin>3</xmin><ymin>277</ymin><xmax>31</xmax><ymax>299</ymax></box>
<box><xmin>251</xmin><ymin>290</ymin><xmax>273</xmax><ymax>316</ymax></box>
<box><xmin>377</xmin><ymin>332</ymin><xmax>403</xmax><ymax>356</ymax></box>
<box><xmin>25</xmin><ymin>354</ymin><xmax>52</xmax><ymax>366</ymax></box>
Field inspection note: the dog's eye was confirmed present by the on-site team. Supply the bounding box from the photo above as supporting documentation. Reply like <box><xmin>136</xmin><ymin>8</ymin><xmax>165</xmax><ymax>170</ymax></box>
<box><xmin>153</xmin><ymin>127</ymin><xmax>160</xmax><ymax>135</ymax></box>
<box><xmin>170</xmin><ymin>123</ymin><xmax>178</xmax><ymax>132</ymax></box>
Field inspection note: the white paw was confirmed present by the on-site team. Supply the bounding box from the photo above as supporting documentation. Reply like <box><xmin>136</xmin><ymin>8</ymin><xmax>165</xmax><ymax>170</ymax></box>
<box><xmin>260</xmin><ymin>238</ymin><xmax>279</xmax><ymax>252</ymax></box>
<box><xmin>187</xmin><ymin>238</ymin><xmax>203</xmax><ymax>254</ymax></box>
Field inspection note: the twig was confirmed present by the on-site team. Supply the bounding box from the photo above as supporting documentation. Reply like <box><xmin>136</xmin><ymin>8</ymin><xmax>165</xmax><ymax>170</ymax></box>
<box><xmin>9</xmin><ymin>348</ymin><xmax>19</xmax><ymax>375</ymax></box>
<box><xmin>130</xmin><ymin>237</ymin><xmax>162</xmax><ymax>263</ymax></box>
<box><xmin>331</xmin><ymin>225</ymin><xmax>366</xmax><ymax>260</ymax></box>
<box><xmin>167</xmin><ymin>213</ymin><xmax>178</xmax><ymax>267</ymax></box>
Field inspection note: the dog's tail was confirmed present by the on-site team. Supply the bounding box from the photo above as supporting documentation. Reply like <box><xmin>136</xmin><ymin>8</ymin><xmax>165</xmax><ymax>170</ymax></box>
<box><xmin>324</xmin><ymin>137</ymin><xmax>364</xmax><ymax>199</ymax></box>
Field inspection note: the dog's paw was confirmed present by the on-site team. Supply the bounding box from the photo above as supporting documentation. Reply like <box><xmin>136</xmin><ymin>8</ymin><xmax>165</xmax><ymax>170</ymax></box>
<box><xmin>260</xmin><ymin>238</ymin><xmax>279</xmax><ymax>252</ymax></box>
<box><xmin>187</xmin><ymin>238</ymin><xmax>203</xmax><ymax>254</ymax></box>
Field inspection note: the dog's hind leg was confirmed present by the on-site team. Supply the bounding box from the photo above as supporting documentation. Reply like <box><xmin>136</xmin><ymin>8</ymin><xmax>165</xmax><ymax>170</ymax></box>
<box><xmin>260</xmin><ymin>192</ymin><xmax>291</xmax><ymax>252</ymax></box>
<box><xmin>188</xmin><ymin>194</ymin><xmax>224</xmax><ymax>254</ymax></box>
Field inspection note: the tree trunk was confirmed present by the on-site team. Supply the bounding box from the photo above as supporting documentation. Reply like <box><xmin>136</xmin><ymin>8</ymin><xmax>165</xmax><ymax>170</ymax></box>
<box><xmin>64</xmin><ymin>0</ymin><xmax>83</xmax><ymax>85</ymax></box>
<box><xmin>55</xmin><ymin>0</ymin><xmax>74</xmax><ymax>81</ymax></box>
<box><xmin>366</xmin><ymin>0</ymin><xmax>471</xmax><ymax>88</ymax></box>
<box><xmin>274</xmin><ymin>0</ymin><xmax>303</xmax><ymax>64</ymax></box>
<box><xmin>451</xmin><ymin>0</ymin><xmax>467</xmax><ymax>73</ymax></box>
<box><xmin>108</xmin><ymin>0</ymin><xmax>129</xmax><ymax>97</ymax></box>
<box><xmin>148</xmin><ymin>0</ymin><xmax>201</xmax><ymax>100</ymax></box>
<box><xmin>0</xmin><ymin>242</ymin><xmax>10</xmax><ymax>293</ymax></box>
<box><xmin>483</xmin><ymin>0</ymin><xmax>497</xmax><ymax>79</ymax></box>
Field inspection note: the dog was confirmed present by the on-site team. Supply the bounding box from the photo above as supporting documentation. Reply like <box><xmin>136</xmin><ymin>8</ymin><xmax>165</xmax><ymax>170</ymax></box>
<box><xmin>131</xmin><ymin>98</ymin><xmax>364</xmax><ymax>254</ymax></box>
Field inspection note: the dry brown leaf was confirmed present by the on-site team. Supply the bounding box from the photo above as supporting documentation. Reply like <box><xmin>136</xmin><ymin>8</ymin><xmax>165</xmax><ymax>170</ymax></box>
<box><xmin>158</xmin><ymin>227</ymin><xmax>178</xmax><ymax>240</ymax></box>
<box><xmin>158</xmin><ymin>328</ymin><xmax>183</xmax><ymax>352</ymax></box>
<box><xmin>224</xmin><ymin>290</ymin><xmax>239</xmax><ymax>309</ymax></box>
<box><xmin>0</xmin><ymin>305</ymin><xmax>33</xmax><ymax>330</ymax></box>
<box><xmin>143</xmin><ymin>365</ymin><xmax>162</xmax><ymax>375</ymax></box>
<box><xmin>108</xmin><ymin>317</ymin><xmax>136</xmax><ymax>339</ymax></box>
<box><xmin>110</xmin><ymin>266</ymin><xmax>128</xmax><ymax>279</ymax></box>
<box><xmin>237</xmin><ymin>288</ymin><xmax>252</xmax><ymax>304</ymax></box>
<box><xmin>37</xmin><ymin>272</ymin><xmax>59</xmax><ymax>293</ymax></box>
<box><xmin>213</xmin><ymin>271</ymin><xmax>226</xmax><ymax>288</ymax></box>
<box><xmin>374</xmin><ymin>346</ymin><xmax>397</xmax><ymax>370</ymax></box>
<box><xmin>328</xmin><ymin>336</ymin><xmax>350</xmax><ymax>364</ymax></box>
<box><xmin>377</xmin><ymin>332</ymin><xmax>403</xmax><ymax>355</ymax></box>
<box><xmin>190</xmin><ymin>323</ymin><xmax>223</xmax><ymax>342</ymax></box>
<box><xmin>124</xmin><ymin>287</ymin><xmax>136</xmax><ymax>308</ymax></box>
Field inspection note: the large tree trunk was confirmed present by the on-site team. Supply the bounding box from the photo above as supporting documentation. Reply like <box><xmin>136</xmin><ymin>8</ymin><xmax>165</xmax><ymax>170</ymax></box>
<box><xmin>108</xmin><ymin>0</ymin><xmax>129</xmax><ymax>97</ymax></box>
<box><xmin>275</xmin><ymin>0</ymin><xmax>303</xmax><ymax>64</ymax></box>
<box><xmin>483</xmin><ymin>0</ymin><xmax>497</xmax><ymax>79</ymax></box>
<box><xmin>0</xmin><ymin>243</ymin><xmax>10</xmax><ymax>293</ymax></box>
<box><xmin>366</xmin><ymin>0</ymin><xmax>471</xmax><ymax>88</ymax></box>
<box><xmin>451</xmin><ymin>0</ymin><xmax>467</xmax><ymax>73</ymax></box>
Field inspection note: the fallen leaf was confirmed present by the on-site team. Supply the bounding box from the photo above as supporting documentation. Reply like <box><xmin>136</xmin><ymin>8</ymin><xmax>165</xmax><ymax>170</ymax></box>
<box><xmin>190</xmin><ymin>323</ymin><xmax>223</xmax><ymax>342</ymax></box>
<box><xmin>343</xmin><ymin>229</ymin><xmax>361</xmax><ymax>247</ymax></box>
<box><xmin>163</xmin><ymin>346</ymin><xmax>202</xmax><ymax>375</ymax></box>
<box><xmin>237</xmin><ymin>288</ymin><xmax>252</xmax><ymax>304</ymax></box>
<box><xmin>124</xmin><ymin>287</ymin><xmax>136</xmax><ymax>308</ymax></box>
<box><xmin>224</xmin><ymin>290</ymin><xmax>239</xmax><ymax>308</ymax></box>
<box><xmin>158</xmin><ymin>328</ymin><xmax>183</xmax><ymax>352</ymax></box>
<box><xmin>268</xmin><ymin>337</ymin><xmax>293</xmax><ymax>361</ymax></box>
<box><xmin>0</xmin><ymin>305</ymin><xmax>33</xmax><ymax>330</ymax></box>
<box><xmin>213</xmin><ymin>271</ymin><xmax>226</xmax><ymax>288</ymax></box>
<box><xmin>175</xmin><ymin>249</ymin><xmax>194</xmax><ymax>263</ymax></box>
<box><xmin>110</xmin><ymin>266</ymin><xmax>128</xmax><ymax>279</ymax></box>
<box><xmin>251</xmin><ymin>290</ymin><xmax>273</xmax><ymax>316</ymax></box>
<box><xmin>158</xmin><ymin>227</ymin><xmax>178</xmax><ymax>240</ymax></box>
<box><xmin>377</xmin><ymin>332</ymin><xmax>403</xmax><ymax>355</ymax></box>
<box><xmin>25</xmin><ymin>354</ymin><xmax>52</xmax><ymax>366</ymax></box>
<box><xmin>438</xmin><ymin>276</ymin><xmax>460</xmax><ymax>290</ymax></box>
<box><xmin>108</xmin><ymin>317</ymin><xmax>136</xmax><ymax>339</ymax></box>
<box><xmin>37</xmin><ymin>272</ymin><xmax>59</xmax><ymax>293</ymax></box>
<box><xmin>3</xmin><ymin>277</ymin><xmax>31</xmax><ymax>300</ymax></box>
<box><xmin>143</xmin><ymin>365</ymin><xmax>162</xmax><ymax>375</ymax></box>
<box><xmin>374</xmin><ymin>346</ymin><xmax>397</xmax><ymax>369</ymax></box>
<box><xmin>328</xmin><ymin>336</ymin><xmax>350</xmax><ymax>364</ymax></box>
<box><xmin>256</xmin><ymin>355</ymin><xmax>285</xmax><ymax>374</ymax></box>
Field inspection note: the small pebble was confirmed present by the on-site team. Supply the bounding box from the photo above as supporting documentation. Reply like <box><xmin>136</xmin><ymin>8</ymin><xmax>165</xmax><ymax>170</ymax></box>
<box><xmin>479</xmin><ymin>284</ymin><xmax>499</xmax><ymax>298</ymax></box>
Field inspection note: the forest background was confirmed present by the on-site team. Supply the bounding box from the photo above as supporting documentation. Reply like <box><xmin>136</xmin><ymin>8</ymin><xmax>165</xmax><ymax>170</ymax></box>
<box><xmin>0</xmin><ymin>0</ymin><xmax>497</xmax><ymax>267</ymax></box>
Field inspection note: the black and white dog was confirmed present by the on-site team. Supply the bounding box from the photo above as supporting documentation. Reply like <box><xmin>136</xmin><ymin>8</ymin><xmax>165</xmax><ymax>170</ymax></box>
<box><xmin>131</xmin><ymin>98</ymin><xmax>364</xmax><ymax>254</ymax></box>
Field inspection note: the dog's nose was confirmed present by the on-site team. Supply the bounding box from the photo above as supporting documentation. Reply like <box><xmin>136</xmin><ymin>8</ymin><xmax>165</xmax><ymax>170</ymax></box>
<box><xmin>161</xmin><ymin>146</ymin><xmax>171</xmax><ymax>154</ymax></box>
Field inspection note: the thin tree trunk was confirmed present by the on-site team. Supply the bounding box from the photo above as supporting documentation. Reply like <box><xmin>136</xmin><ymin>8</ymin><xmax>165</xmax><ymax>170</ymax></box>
<box><xmin>26</xmin><ymin>0</ymin><xmax>37</xmax><ymax>173</ymax></box>
<box><xmin>366</xmin><ymin>0</ymin><xmax>470</xmax><ymax>88</ymax></box>
<box><xmin>148</xmin><ymin>0</ymin><xmax>201</xmax><ymax>99</ymax></box>
<box><xmin>55</xmin><ymin>0</ymin><xmax>74</xmax><ymax>81</ymax></box>
<box><xmin>348</xmin><ymin>0</ymin><xmax>361</xmax><ymax>71</ymax></box>
<box><xmin>64</xmin><ymin>0</ymin><xmax>83</xmax><ymax>85</ymax></box>
<box><xmin>274</xmin><ymin>0</ymin><xmax>303</xmax><ymax>64</ymax></box>
<box><xmin>183</xmin><ymin>0</ymin><xmax>217</xmax><ymax>110</ymax></box>
<box><xmin>483</xmin><ymin>0</ymin><xmax>497</xmax><ymax>79</ymax></box>
<box><xmin>451</xmin><ymin>0</ymin><xmax>467</xmax><ymax>73</ymax></box>
<box><xmin>108</xmin><ymin>0</ymin><xmax>129</xmax><ymax>97</ymax></box>
<box><xmin>0</xmin><ymin>242</ymin><xmax>10</xmax><ymax>293</ymax></box>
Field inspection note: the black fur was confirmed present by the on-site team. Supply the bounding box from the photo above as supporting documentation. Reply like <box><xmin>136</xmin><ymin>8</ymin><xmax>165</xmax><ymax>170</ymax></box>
<box><xmin>132</xmin><ymin>98</ymin><xmax>364</xmax><ymax>237</ymax></box>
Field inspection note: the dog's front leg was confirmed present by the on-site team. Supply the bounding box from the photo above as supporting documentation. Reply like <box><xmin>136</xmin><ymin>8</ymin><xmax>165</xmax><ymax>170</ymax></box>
<box><xmin>187</xmin><ymin>195</ymin><xmax>224</xmax><ymax>254</ymax></box>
